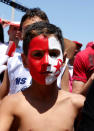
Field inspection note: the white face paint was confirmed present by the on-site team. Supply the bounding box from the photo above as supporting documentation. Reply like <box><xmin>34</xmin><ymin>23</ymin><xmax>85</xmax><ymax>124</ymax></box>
<box><xmin>45</xmin><ymin>36</ymin><xmax>63</xmax><ymax>85</ymax></box>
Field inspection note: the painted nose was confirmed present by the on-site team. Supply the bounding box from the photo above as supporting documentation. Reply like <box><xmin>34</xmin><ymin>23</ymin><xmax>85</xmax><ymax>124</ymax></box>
<box><xmin>41</xmin><ymin>53</ymin><xmax>49</xmax><ymax>72</ymax></box>
<box><xmin>43</xmin><ymin>53</ymin><xmax>49</xmax><ymax>65</ymax></box>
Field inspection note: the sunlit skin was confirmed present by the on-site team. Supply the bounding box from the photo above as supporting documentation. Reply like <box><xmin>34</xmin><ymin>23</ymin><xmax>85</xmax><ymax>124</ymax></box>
<box><xmin>0</xmin><ymin>34</ymin><xmax>85</xmax><ymax>131</ymax></box>
<box><xmin>0</xmin><ymin>27</ymin><xmax>85</xmax><ymax>131</ymax></box>
<box><xmin>27</xmin><ymin>35</ymin><xmax>63</xmax><ymax>85</ymax></box>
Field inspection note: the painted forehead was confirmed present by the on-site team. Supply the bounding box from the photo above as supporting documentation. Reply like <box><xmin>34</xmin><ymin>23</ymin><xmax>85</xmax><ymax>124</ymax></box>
<box><xmin>29</xmin><ymin>35</ymin><xmax>62</xmax><ymax>51</ymax></box>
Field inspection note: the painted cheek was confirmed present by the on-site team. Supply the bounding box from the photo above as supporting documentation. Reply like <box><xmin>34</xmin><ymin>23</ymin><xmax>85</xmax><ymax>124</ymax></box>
<box><xmin>47</xmin><ymin>37</ymin><xmax>63</xmax><ymax>74</ymax></box>
<box><xmin>47</xmin><ymin>56</ymin><xmax>63</xmax><ymax>75</ymax></box>
<box><xmin>28</xmin><ymin>55</ymin><xmax>46</xmax><ymax>84</ymax></box>
<box><xmin>27</xmin><ymin>35</ymin><xmax>50</xmax><ymax>85</ymax></box>
<box><xmin>27</xmin><ymin>35</ymin><xmax>49</xmax><ymax>74</ymax></box>
<box><xmin>27</xmin><ymin>53</ymin><xmax>41</xmax><ymax>75</ymax></box>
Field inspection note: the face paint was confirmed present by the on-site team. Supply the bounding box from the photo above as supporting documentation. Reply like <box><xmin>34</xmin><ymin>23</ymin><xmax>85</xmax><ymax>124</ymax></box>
<box><xmin>27</xmin><ymin>35</ymin><xmax>63</xmax><ymax>85</ymax></box>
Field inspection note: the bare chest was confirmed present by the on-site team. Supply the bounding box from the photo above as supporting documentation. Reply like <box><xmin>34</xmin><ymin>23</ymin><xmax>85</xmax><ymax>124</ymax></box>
<box><xmin>17</xmin><ymin>102</ymin><xmax>76</xmax><ymax>131</ymax></box>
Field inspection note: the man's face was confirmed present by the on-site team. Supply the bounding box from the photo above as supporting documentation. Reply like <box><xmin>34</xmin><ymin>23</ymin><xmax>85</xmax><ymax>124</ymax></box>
<box><xmin>8</xmin><ymin>25</ymin><xmax>19</xmax><ymax>41</ymax></box>
<box><xmin>27</xmin><ymin>35</ymin><xmax>63</xmax><ymax>85</ymax></box>
<box><xmin>22</xmin><ymin>17</ymin><xmax>42</xmax><ymax>38</ymax></box>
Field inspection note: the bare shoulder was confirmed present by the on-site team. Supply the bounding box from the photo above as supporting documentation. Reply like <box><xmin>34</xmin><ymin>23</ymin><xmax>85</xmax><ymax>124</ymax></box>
<box><xmin>59</xmin><ymin>90</ymin><xmax>85</xmax><ymax>108</ymax></box>
<box><xmin>69</xmin><ymin>92</ymin><xmax>85</xmax><ymax>108</ymax></box>
<box><xmin>0</xmin><ymin>92</ymin><xmax>24</xmax><ymax>113</ymax></box>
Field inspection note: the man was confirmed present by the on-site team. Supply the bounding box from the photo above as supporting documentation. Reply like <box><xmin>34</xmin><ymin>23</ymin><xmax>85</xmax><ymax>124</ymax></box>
<box><xmin>6</xmin><ymin>22</ymin><xmax>22</xmax><ymax>54</ymax></box>
<box><xmin>77</xmin><ymin>80</ymin><xmax>94</xmax><ymax>131</ymax></box>
<box><xmin>0</xmin><ymin>23</ymin><xmax>6</xmax><ymax>83</ymax></box>
<box><xmin>72</xmin><ymin>41</ymin><xmax>94</xmax><ymax>95</ymax></box>
<box><xmin>0</xmin><ymin>21</ymin><xmax>21</xmax><ymax>83</ymax></box>
<box><xmin>0</xmin><ymin>22</ymin><xmax>85</xmax><ymax>131</ymax></box>
<box><xmin>68</xmin><ymin>41</ymin><xmax>82</xmax><ymax>92</ymax></box>
<box><xmin>59</xmin><ymin>40</ymin><xmax>82</xmax><ymax>92</ymax></box>
<box><xmin>0</xmin><ymin>8</ymin><xmax>49</xmax><ymax>98</ymax></box>
<box><xmin>68</xmin><ymin>40</ymin><xmax>82</xmax><ymax>67</ymax></box>
<box><xmin>1</xmin><ymin>19</ymin><xmax>21</xmax><ymax>54</ymax></box>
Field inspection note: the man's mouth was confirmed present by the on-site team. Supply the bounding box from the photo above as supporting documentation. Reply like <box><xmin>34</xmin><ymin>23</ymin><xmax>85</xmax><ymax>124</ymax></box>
<box><xmin>40</xmin><ymin>71</ymin><xmax>52</xmax><ymax>74</ymax></box>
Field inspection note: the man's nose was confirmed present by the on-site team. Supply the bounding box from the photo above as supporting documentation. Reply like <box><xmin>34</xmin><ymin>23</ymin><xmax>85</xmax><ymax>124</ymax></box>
<box><xmin>43</xmin><ymin>53</ymin><xmax>49</xmax><ymax>65</ymax></box>
<box><xmin>41</xmin><ymin>54</ymin><xmax>49</xmax><ymax>71</ymax></box>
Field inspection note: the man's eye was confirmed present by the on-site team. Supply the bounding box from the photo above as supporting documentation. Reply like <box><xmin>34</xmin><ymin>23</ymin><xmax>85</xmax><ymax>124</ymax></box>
<box><xmin>32</xmin><ymin>51</ymin><xmax>44</xmax><ymax>58</ymax></box>
<box><xmin>49</xmin><ymin>50</ymin><xmax>60</xmax><ymax>57</ymax></box>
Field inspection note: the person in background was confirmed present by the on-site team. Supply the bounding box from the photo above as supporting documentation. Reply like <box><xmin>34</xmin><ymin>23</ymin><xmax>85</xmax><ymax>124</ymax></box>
<box><xmin>1</xmin><ymin>20</ymin><xmax>21</xmax><ymax>55</ymax></box>
<box><xmin>72</xmin><ymin>41</ymin><xmax>94</xmax><ymax>96</ymax></box>
<box><xmin>0</xmin><ymin>23</ymin><xmax>8</xmax><ymax>54</ymax></box>
<box><xmin>68</xmin><ymin>41</ymin><xmax>82</xmax><ymax>91</ymax></box>
<box><xmin>0</xmin><ymin>24</ymin><xmax>4</xmax><ymax>43</ymax></box>
<box><xmin>6</xmin><ymin>22</ymin><xmax>22</xmax><ymax>54</ymax></box>
<box><xmin>77</xmin><ymin>78</ymin><xmax>94</xmax><ymax>131</ymax></box>
<box><xmin>59</xmin><ymin>39</ymin><xmax>82</xmax><ymax>92</ymax></box>
<box><xmin>0</xmin><ymin>21</ymin><xmax>85</xmax><ymax>131</ymax></box>
<box><xmin>0</xmin><ymin>24</ymin><xmax>7</xmax><ymax>83</ymax></box>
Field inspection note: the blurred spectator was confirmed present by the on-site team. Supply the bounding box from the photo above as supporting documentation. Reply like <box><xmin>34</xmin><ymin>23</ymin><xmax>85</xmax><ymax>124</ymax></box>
<box><xmin>58</xmin><ymin>39</ymin><xmax>82</xmax><ymax>92</ymax></box>
<box><xmin>72</xmin><ymin>41</ymin><xmax>94</xmax><ymax>96</ymax></box>
<box><xmin>6</xmin><ymin>22</ymin><xmax>22</xmax><ymax>54</ymax></box>
<box><xmin>0</xmin><ymin>23</ymin><xmax>4</xmax><ymax>43</ymax></box>
<box><xmin>77</xmin><ymin>80</ymin><xmax>94</xmax><ymax>131</ymax></box>
<box><xmin>0</xmin><ymin>24</ymin><xmax>7</xmax><ymax>83</ymax></box>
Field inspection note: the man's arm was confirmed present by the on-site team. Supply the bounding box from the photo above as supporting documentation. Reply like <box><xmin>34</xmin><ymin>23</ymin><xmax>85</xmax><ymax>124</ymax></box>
<box><xmin>72</xmin><ymin>52</ymin><xmax>89</xmax><ymax>95</ymax></box>
<box><xmin>0</xmin><ymin>54</ymin><xmax>10</xmax><ymax>100</ymax></box>
<box><xmin>0</xmin><ymin>70</ymin><xmax>10</xmax><ymax>100</ymax></box>
<box><xmin>72</xmin><ymin>80</ymin><xmax>85</xmax><ymax>94</ymax></box>
<box><xmin>73</xmin><ymin>73</ymin><xmax>94</xmax><ymax>96</ymax></box>
<box><xmin>0</xmin><ymin>96</ymin><xmax>14</xmax><ymax>130</ymax></box>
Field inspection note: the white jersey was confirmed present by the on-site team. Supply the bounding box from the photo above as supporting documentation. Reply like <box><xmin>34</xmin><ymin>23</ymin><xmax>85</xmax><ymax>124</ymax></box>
<box><xmin>0</xmin><ymin>42</ymin><xmax>21</xmax><ymax>56</ymax></box>
<box><xmin>0</xmin><ymin>43</ymin><xmax>32</xmax><ymax>93</ymax></box>
<box><xmin>8</xmin><ymin>55</ymin><xmax>32</xmax><ymax>94</ymax></box>
<box><xmin>0</xmin><ymin>43</ymin><xmax>8</xmax><ymax>84</ymax></box>
<box><xmin>0</xmin><ymin>43</ymin><xmax>8</xmax><ymax>54</ymax></box>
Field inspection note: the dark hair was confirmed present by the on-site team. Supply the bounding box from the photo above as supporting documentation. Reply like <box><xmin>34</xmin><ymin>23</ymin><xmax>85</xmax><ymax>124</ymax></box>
<box><xmin>0</xmin><ymin>24</ymin><xmax>4</xmax><ymax>43</ymax></box>
<box><xmin>23</xmin><ymin>21</ymin><xmax>64</xmax><ymax>56</ymax></box>
<box><xmin>20</xmin><ymin>8</ymin><xmax>49</xmax><ymax>31</ymax></box>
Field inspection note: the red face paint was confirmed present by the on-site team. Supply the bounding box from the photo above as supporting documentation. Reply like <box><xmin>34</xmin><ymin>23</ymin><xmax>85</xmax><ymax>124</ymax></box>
<box><xmin>27</xmin><ymin>35</ymin><xmax>49</xmax><ymax>85</ymax></box>
<box><xmin>6</xmin><ymin>41</ymin><xmax>16</xmax><ymax>57</ymax></box>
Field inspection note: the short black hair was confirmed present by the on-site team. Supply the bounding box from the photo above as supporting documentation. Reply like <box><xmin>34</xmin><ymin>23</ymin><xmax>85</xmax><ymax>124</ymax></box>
<box><xmin>20</xmin><ymin>8</ymin><xmax>49</xmax><ymax>31</ymax></box>
<box><xmin>23</xmin><ymin>21</ymin><xmax>64</xmax><ymax>56</ymax></box>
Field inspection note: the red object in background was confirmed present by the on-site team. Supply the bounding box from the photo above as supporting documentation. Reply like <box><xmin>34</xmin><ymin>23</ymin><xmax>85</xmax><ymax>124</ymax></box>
<box><xmin>6</xmin><ymin>41</ymin><xmax>16</xmax><ymax>57</ymax></box>
<box><xmin>0</xmin><ymin>18</ymin><xmax>20</xmax><ymax>27</ymax></box>
<box><xmin>72</xmin><ymin>41</ymin><xmax>82</xmax><ymax>47</ymax></box>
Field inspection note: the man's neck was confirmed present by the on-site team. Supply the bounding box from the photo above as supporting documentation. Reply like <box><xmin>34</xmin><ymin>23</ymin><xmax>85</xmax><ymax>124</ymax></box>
<box><xmin>30</xmin><ymin>80</ymin><xmax>58</xmax><ymax>102</ymax></box>
<box><xmin>22</xmin><ymin>80</ymin><xmax>59</xmax><ymax>113</ymax></box>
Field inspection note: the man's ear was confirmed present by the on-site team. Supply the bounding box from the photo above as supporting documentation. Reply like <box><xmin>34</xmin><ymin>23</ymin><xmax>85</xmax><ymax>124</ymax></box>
<box><xmin>21</xmin><ymin>53</ymin><xmax>28</xmax><ymax>68</ymax></box>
